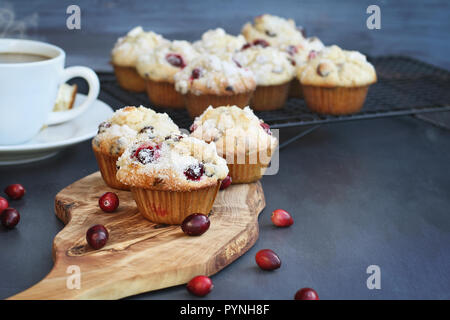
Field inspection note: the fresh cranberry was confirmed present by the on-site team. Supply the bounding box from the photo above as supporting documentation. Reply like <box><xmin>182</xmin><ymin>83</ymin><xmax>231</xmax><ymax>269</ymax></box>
<box><xmin>181</xmin><ymin>213</ymin><xmax>210</xmax><ymax>236</ymax></box>
<box><xmin>99</xmin><ymin>192</ymin><xmax>119</xmax><ymax>213</ymax></box>
<box><xmin>241</xmin><ymin>43</ymin><xmax>252</xmax><ymax>50</ymax></box>
<box><xmin>86</xmin><ymin>224</ymin><xmax>109</xmax><ymax>250</ymax></box>
<box><xmin>166</xmin><ymin>53</ymin><xmax>186</xmax><ymax>68</ymax></box>
<box><xmin>1</xmin><ymin>208</ymin><xmax>20</xmax><ymax>229</ymax></box>
<box><xmin>286</xmin><ymin>45</ymin><xmax>298</xmax><ymax>56</ymax></box>
<box><xmin>190</xmin><ymin>68</ymin><xmax>201</xmax><ymax>80</ymax></box>
<box><xmin>184</xmin><ymin>163</ymin><xmax>204</xmax><ymax>181</ymax></box>
<box><xmin>220</xmin><ymin>175</ymin><xmax>232</xmax><ymax>190</ymax></box>
<box><xmin>133</xmin><ymin>144</ymin><xmax>161</xmax><ymax>164</ymax></box>
<box><xmin>255</xmin><ymin>249</ymin><xmax>281</xmax><ymax>270</ymax></box>
<box><xmin>252</xmin><ymin>39</ymin><xmax>270</xmax><ymax>48</ymax></box>
<box><xmin>271</xmin><ymin>209</ymin><xmax>294</xmax><ymax>227</ymax></box>
<box><xmin>308</xmin><ymin>50</ymin><xmax>318</xmax><ymax>60</ymax></box>
<box><xmin>260</xmin><ymin>122</ymin><xmax>272</xmax><ymax>135</ymax></box>
<box><xmin>4</xmin><ymin>184</ymin><xmax>25</xmax><ymax>200</ymax></box>
<box><xmin>294</xmin><ymin>288</ymin><xmax>319</xmax><ymax>300</ymax></box>
<box><xmin>0</xmin><ymin>196</ymin><xmax>8</xmax><ymax>214</ymax></box>
<box><xmin>187</xmin><ymin>275</ymin><xmax>213</xmax><ymax>297</ymax></box>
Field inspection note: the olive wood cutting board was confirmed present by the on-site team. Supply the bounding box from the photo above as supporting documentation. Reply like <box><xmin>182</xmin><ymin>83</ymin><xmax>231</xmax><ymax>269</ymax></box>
<box><xmin>9</xmin><ymin>171</ymin><xmax>265</xmax><ymax>300</ymax></box>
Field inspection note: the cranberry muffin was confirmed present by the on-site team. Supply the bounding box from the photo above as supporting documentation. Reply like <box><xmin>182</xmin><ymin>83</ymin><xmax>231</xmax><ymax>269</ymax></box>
<box><xmin>174</xmin><ymin>54</ymin><xmax>256</xmax><ymax>117</ymax></box>
<box><xmin>111</xmin><ymin>26</ymin><xmax>169</xmax><ymax>92</ymax></box>
<box><xmin>116</xmin><ymin>134</ymin><xmax>228</xmax><ymax>224</ymax></box>
<box><xmin>92</xmin><ymin>106</ymin><xmax>180</xmax><ymax>190</ymax></box>
<box><xmin>193</xmin><ymin>28</ymin><xmax>247</xmax><ymax>60</ymax></box>
<box><xmin>299</xmin><ymin>45</ymin><xmax>377</xmax><ymax>115</ymax></box>
<box><xmin>136</xmin><ymin>40</ymin><xmax>198</xmax><ymax>108</ymax></box>
<box><xmin>233</xmin><ymin>46</ymin><xmax>295</xmax><ymax>110</ymax></box>
<box><xmin>190</xmin><ymin>105</ymin><xmax>278</xmax><ymax>183</ymax></box>
<box><xmin>241</xmin><ymin>14</ymin><xmax>305</xmax><ymax>51</ymax></box>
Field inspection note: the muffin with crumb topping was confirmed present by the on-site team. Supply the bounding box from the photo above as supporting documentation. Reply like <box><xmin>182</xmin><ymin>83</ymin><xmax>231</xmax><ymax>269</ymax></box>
<box><xmin>193</xmin><ymin>28</ymin><xmax>247</xmax><ymax>60</ymax></box>
<box><xmin>233</xmin><ymin>45</ymin><xmax>295</xmax><ymax>110</ymax></box>
<box><xmin>136</xmin><ymin>40</ymin><xmax>198</xmax><ymax>108</ymax></box>
<box><xmin>190</xmin><ymin>105</ymin><xmax>277</xmax><ymax>183</ymax></box>
<box><xmin>92</xmin><ymin>106</ymin><xmax>180</xmax><ymax>190</ymax></box>
<box><xmin>116</xmin><ymin>134</ymin><xmax>228</xmax><ymax>224</ymax></box>
<box><xmin>174</xmin><ymin>54</ymin><xmax>256</xmax><ymax>117</ymax></box>
<box><xmin>111</xmin><ymin>26</ymin><xmax>169</xmax><ymax>92</ymax></box>
<box><xmin>299</xmin><ymin>45</ymin><xmax>377</xmax><ymax>115</ymax></box>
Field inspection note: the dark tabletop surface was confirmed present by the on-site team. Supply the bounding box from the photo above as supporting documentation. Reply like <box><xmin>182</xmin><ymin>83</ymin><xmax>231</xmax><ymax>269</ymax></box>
<box><xmin>1</xmin><ymin>0</ymin><xmax>449</xmax><ymax>300</ymax></box>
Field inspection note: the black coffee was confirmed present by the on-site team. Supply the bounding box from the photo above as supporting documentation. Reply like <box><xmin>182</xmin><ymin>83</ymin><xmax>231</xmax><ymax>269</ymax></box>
<box><xmin>0</xmin><ymin>52</ymin><xmax>51</xmax><ymax>64</ymax></box>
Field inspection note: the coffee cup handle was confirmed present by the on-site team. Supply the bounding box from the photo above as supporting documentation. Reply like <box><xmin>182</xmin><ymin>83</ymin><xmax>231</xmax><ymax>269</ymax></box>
<box><xmin>45</xmin><ymin>66</ymin><xmax>100</xmax><ymax>126</ymax></box>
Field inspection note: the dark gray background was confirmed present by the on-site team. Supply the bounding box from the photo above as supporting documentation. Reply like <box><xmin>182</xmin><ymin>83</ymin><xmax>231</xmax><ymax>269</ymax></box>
<box><xmin>0</xmin><ymin>0</ymin><xmax>449</xmax><ymax>300</ymax></box>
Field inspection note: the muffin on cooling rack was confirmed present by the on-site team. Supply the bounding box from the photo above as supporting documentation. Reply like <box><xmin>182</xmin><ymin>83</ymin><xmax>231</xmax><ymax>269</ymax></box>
<box><xmin>190</xmin><ymin>105</ymin><xmax>278</xmax><ymax>183</ymax></box>
<box><xmin>92</xmin><ymin>106</ymin><xmax>180</xmax><ymax>190</ymax></box>
<box><xmin>299</xmin><ymin>45</ymin><xmax>377</xmax><ymax>115</ymax></box>
<box><xmin>288</xmin><ymin>36</ymin><xmax>325</xmax><ymax>98</ymax></box>
<box><xmin>233</xmin><ymin>45</ymin><xmax>295</xmax><ymax>110</ymax></box>
<box><xmin>241</xmin><ymin>14</ymin><xmax>305</xmax><ymax>51</ymax></box>
<box><xmin>111</xmin><ymin>26</ymin><xmax>169</xmax><ymax>92</ymax></box>
<box><xmin>136</xmin><ymin>40</ymin><xmax>198</xmax><ymax>108</ymax></box>
<box><xmin>174</xmin><ymin>54</ymin><xmax>256</xmax><ymax>117</ymax></box>
<box><xmin>116</xmin><ymin>134</ymin><xmax>228</xmax><ymax>224</ymax></box>
<box><xmin>193</xmin><ymin>28</ymin><xmax>247</xmax><ymax>60</ymax></box>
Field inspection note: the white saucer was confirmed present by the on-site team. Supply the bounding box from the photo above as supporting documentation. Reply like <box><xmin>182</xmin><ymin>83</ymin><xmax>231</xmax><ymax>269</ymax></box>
<box><xmin>0</xmin><ymin>94</ymin><xmax>114</xmax><ymax>165</ymax></box>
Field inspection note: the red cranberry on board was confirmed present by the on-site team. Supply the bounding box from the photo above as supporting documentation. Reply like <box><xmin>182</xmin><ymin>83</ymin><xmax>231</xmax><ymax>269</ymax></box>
<box><xmin>220</xmin><ymin>175</ymin><xmax>232</xmax><ymax>190</ymax></box>
<box><xmin>184</xmin><ymin>163</ymin><xmax>205</xmax><ymax>181</ymax></box>
<box><xmin>294</xmin><ymin>288</ymin><xmax>319</xmax><ymax>300</ymax></box>
<box><xmin>98</xmin><ymin>192</ymin><xmax>119</xmax><ymax>213</ymax></box>
<box><xmin>1</xmin><ymin>208</ymin><xmax>20</xmax><ymax>229</ymax></box>
<box><xmin>187</xmin><ymin>275</ymin><xmax>213</xmax><ymax>297</ymax></box>
<box><xmin>252</xmin><ymin>39</ymin><xmax>270</xmax><ymax>48</ymax></box>
<box><xmin>86</xmin><ymin>224</ymin><xmax>109</xmax><ymax>250</ymax></box>
<box><xmin>260</xmin><ymin>122</ymin><xmax>272</xmax><ymax>135</ymax></box>
<box><xmin>0</xmin><ymin>196</ymin><xmax>9</xmax><ymax>214</ymax></box>
<box><xmin>181</xmin><ymin>213</ymin><xmax>210</xmax><ymax>236</ymax></box>
<box><xmin>271</xmin><ymin>209</ymin><xmax>294</xmax><ymax>227</ymax></box>
<box><xmin>4</xmin><ymin>184</ymin><xmax>25</xmax><ymax>200</ymax></box>
<box><xmin>166</xmin><ymin>53</ymin><xmax>186</xmax><ymax>68</ymax></box>
<box><xmin>255</xmin><ymin>249</ymin><xmax>281</xmax><ymax>270</ymax></box>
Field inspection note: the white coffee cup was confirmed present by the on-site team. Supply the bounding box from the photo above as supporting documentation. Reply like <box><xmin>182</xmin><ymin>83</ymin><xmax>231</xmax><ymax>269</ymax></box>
<box><xmin>0</xmin><ymin>39</ymin><xmax>100</xmax><ymax>145</ymax></box>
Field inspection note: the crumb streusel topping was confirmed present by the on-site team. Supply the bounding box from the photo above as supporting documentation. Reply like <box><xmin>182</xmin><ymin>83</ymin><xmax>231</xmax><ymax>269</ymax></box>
<box><xmin>92</xmin><ymin>106</ymin><xmax>180</xmax><ymax>156</ymax></box>
<box><xmin>174</xmin><ymin>54</ymin><xmax>256</xmax><ymax>95</ymax></box>
<box><xmin>299</xmin><ymin>45</ymin><xmax>377</xmax><ymax>87</ymax></box>
<box><xmin>116</xmin><ymin>134</ymin><xmax>228</xmax><ymax>191</ymax></box>
<box><xmin>193</xmin><ymin>28</ymin><xmax>247</xmax><ymax>59</ymax></box>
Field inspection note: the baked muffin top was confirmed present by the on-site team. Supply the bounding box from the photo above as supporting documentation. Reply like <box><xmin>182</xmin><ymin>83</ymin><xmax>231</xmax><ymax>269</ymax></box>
<box><xmin>299</xmin><ymin>45</ymin><xmax>377</xmax><ymax>87</ymax></box>
<box><xmin>241</xmin><ymin>14</ymin><xmax>305</xmax><ymax>50</ymax></box>
<box><xmin>111</xmin><ymin>26</ymin><xmax>169</xmax><ymax>67</ymax></box>
<box><xmin>136</xmin><ymin>40</ymin><xmax>199</xmax><ymax>82</ymax></box>
<box><xmin>92</xmin><ymin>106</ymin><xmax>180</xmax><ymax>156</ymax></box>
<box><xmin>233</xmin><ymin>46</ymin><xmax>295</xmax><ymax>86</ymax></box>
<box><xmin>116</xmin><ymin>134</ymin><xmax>228</xmax><ymax>191</ymax></box>
<box><xmin>290</xmin><ymin>37</ymin><xmax>325</xmax><ymax>76</ymax></box>
<box><xmin>193</xmin><ymin>28</ymin><xmax>247</xmax><ymax>59</ymax></box>
<box><xmin>174</xmin><ymin>54</ymin><xmax>256</xmax><ymax>95</ymax></box>
<box><xmin>190</xmin><ymin>105</ymin><xmax>278</xmax><ymax>158</ymax></box>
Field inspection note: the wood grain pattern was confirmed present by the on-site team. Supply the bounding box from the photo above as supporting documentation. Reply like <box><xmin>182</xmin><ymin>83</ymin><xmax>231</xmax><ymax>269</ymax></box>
<box><xmin>8</xmin><ymin>171</ymin><xmax>265</xmax><ymax>300</ymax></box>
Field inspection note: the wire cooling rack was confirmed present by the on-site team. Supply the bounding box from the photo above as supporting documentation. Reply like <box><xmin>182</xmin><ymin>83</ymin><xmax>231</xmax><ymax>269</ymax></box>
<box><xmin>98</xmin><ymin>56</ymin><xmax>450</xmax><ymax>130</ymax></box>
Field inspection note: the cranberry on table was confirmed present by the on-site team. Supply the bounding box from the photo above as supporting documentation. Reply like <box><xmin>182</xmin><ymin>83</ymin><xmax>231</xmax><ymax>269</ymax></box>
<box><xmin>181</xmin><ymin>213</ymin><xmax>210</xmax><ymax>236</ymax></box>
<box><xmin>1</xmin><ymin>208</ymin><xmax>20</xmax><ymax>229</ymax></box>
<box><xmin>187</xmin><ymin>275</ymin><xmax>213</xmax><ymax>297</ymax></box>
<box><xmin>271</xmin><ymin>209</ymin><xmax>294</xmax><ymax>227</ymax></box>
<box><xmin>220</xmin><ymin>175</ymin><xmax>232</xmax><ymax>190</ymax></box>
<box><xmin>98</xmin><ymin>192</ymin><xmax>119</xmax><ymax>213</ymax></box>
<box><xmin>255</xmin><ymin>249</ymin><xmax>281</xmax><ymax>271</ymax></box>
<box><xmin>4</xmin><ymin>184</ymin><xmax>25</xmax><ymax>200</ymax></box>
<box><xmin>294</xmin><ymin>288</ymin><xmax>319</xmax><ymax>300</ymax></box>
<box><xmin>86</xmin><ymin>224</ymin><xmax>109</xmax><ymax>250</ymax></box>
<box><xmin>0</xmin><ymin>196</ymin><xmax>9</xmax><ymax>214</ymax></box>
